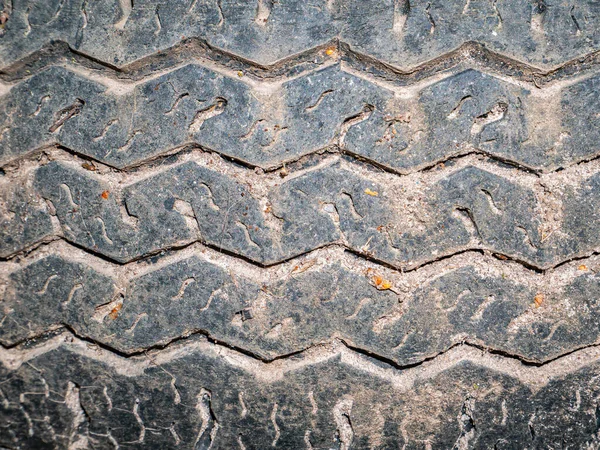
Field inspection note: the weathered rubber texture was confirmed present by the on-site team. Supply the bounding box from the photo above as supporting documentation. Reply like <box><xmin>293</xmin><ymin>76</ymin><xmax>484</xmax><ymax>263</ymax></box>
<box><xmin>4</xmin><ymin>66</ymin><xmax>600</xmax><ymax>171</ymax></box>
<box><xmin>3</xmin><ymin>1</ymin><xmax>600</xmax><ymax>449</ymax></box>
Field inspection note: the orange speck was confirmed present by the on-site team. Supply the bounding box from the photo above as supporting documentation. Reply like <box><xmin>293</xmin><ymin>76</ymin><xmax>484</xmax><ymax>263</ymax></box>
<box><xmin>81</xmin><ymin>162</ymin><xmax>96</xmax><ymax>171</ymax></box>
<box><xmin>371</xmin><ymin>274</ymin><xmax>393</xmax><ymax>290</ymax></box>
<box><xmin>237</xmin><ymin>71</ymin><xmax>244</xmax><ymax>77</ymax></box>
<box><xmin>108</xmin><ymin>303</ymin><xmax>122</xmax><ymax>320</ymax></box>
<box><xmin>365</xmin><ymin>188</ymin><xmax>378</xmax><ymax>196</ymax></box>
<box><xmin>534</xmin><ymin>293</ymin><xmax>544</xmax><ymax>308</ymax></box>
<box><xmin>380</xmin><ymin>280</ymin><xmax>393</xmax><ymax>290</ymax></box>
<box><xmin>578</xmin><ymin>264</ymin><xmax>588</xmax><ymax>271</ymax></box>
<box><xmin>325</xmin><ymin>47</ymin><xmax>336</xmax><ymax>56</ymax></box>
<box><xmin>101</xmin><ymin>190</ymin><xmax>110</xmax><ymax>200</ymax></box>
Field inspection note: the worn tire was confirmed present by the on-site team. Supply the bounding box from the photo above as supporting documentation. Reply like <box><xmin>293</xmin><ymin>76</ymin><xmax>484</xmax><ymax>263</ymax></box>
<box><xmin>2</xmin><ymin>1</ymin><xmax>600</xmax><ymax>448</ymax></box>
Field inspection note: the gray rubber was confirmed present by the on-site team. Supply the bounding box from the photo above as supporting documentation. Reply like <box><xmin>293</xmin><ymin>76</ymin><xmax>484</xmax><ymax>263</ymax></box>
<box><xmin>2</xmin><ymin>0</ymin><xmax>600</xmax><ymax>449</ymax></box>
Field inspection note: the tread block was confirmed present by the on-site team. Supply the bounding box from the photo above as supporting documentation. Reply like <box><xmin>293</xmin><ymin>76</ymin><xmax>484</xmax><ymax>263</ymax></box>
<box><xmin>4</xmin><ymin>67</ymin><xmax>600</xmax><ymax>172</ymax></box>
<box><xmin>2</xmin><ymin>342</ymin><xmax>600</xmax><ymax>448</ymax></box>
<box><xmin>5</xmin><ymin>253</ymin><xmax>600</xmax><ymax>364</ymax></box>
<box><xmin>0</xmin><ymin>181</ymin><xmax>53</xmax><ymax>257</ymax></box>
<box><xmin>6</xmin><ymin>160</ymin><xmax>598</xmax><ymax>268</ymax></box>
<box><xmin>2</xmin><ymin>0</ymin><xmax>600</xmax><ymax>68</ymax></box>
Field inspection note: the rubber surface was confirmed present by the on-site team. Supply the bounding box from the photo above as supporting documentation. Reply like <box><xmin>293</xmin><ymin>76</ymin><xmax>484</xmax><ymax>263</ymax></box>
<box><xmin>2</xmin><ymin>0</ymin><xmax>600</xmax><ymax>449</ymax></box>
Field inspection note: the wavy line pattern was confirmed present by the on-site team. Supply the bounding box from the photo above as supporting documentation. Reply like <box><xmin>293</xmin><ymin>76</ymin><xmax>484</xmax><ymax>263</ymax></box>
<box><xmin>4</xmin><ymin>157</ymin><xmax>600</xmax><ymax>269</ymax></box>
<box><xmin>2</xmin><ymin>331</ymin><xmax>600</xmax><ymax>449</ymax></box>
<box><xmin>1</xmin><ymin>0</ymin><xmax>600</xmax><ymax>70</ymax></box>
<box><xmin>2</xmin><ymin>63</ymin><xmax>600</xmax><ymax>172</ymax></box>
<box><xmin>3</xmin><ymin>0</ymin><xmax>600</xmax><ymax>448</ymax></box>
<box><xmin>3</xmin><ymin>246</ymin><xmax>600</xmax><ymax>364</ymax></box>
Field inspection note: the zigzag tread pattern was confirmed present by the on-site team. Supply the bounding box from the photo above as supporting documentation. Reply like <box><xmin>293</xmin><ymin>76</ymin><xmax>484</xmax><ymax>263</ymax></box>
<box><xmin>1</xmin><ymin>0</ymin><xmax>600</xmax><ymax>69</ymax></box>
<box><xmin>3</xmin><ymin>0</ymin><xmax>600</xmax><ymax>448</ymax></box>
<box><xmin>2</xmin><ymin>59</ymin><xmax>600</xmax><ymax>173</ymax></box>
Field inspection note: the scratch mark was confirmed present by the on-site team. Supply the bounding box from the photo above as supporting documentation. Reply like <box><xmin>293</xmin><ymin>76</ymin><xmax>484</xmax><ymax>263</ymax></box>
<box><xmin>462</xmin><ymin>0</ymin><xmax>471</xmax><ymax>14</ymax></box>
<box><xmin>531</xmin><ymin>0</ymin><xmax>546</xmax><ymax>33</ymax></box>
<box><xmin>236</xmin><ymin>221</ymin><xmax>261</xmax><ymax>249</ymax></box>
<box><xmin>492</xmin><ymin>0</ymin><xmax>503</xmax><ymax>29</ymax></box>
<box><xmin>470</xmin><ymin>295</ymin><xmax>496</xmax><ymax>321</ymax></box>
<box><xmin>189</xmin><ymin>98</ymin><xmax>227</xmax><ymax>133</ymax></box>
<box><xmin>166</xmin><ymin>93</ymin><xmax>189</xmax><ymax>115</ymax></box>
<box><xmin>425</xmin><ymin>3</ymin><xmax>436</xmax><ymax>34</ymax></box>
<box><xmin>65</xmin><ymin>381</ymin><xmax>90</xmax><ymax>449</ymax></box>
<box><xmin>570</xmin><ymin>6</ymin><xmax>581</xmax><ymax>35</ymax></box>
<box><xmin>447</xmin><ymin>95</ymin><xmax>472</xmax><ymax>119</ymax></box>
<box><xmin>255</xmin><ymin>0</ymin><xmax>272</xmax><ymax>25</ymax></box>
<box><xmin>304</xmin><ymin>430</ymin><xmax>314</xmax><ymax>449</ymax></box>
<box><xmin>305</xmin><ymin>90</ymin><xmax>334</xmax><ymax>112</ymax></box>
<box><xmin>60</xmin><ymin>183</ymin><xmax>79</xmax><ymax>210</ymax></box>
<box><xmin>239</xmin><ymin>392</ymin><xmax>248</xmax><ymax>418</ymax></box>
<box><xmin>170</xmin><ymin>377</ymin><xmax>181</xmax><ymax>405</ymax></box>
<box><xmin>346</xmin><ymin>298</ymin><xmax>372</xmax><ymax>320</ymax></box>
<box><xmin>308</xmin><ymin>391</ymin><xmax>318</xmax><ymax>415</ymax></box>
<box><xmin>50</xmin><ymin>0</ymin><xmax>66</xmax><ymax>22</ymax></box>
<box><xmin>75</xmin><ymin>0</ymin><xmax>89</xmax><ymax>46</ymax></box>
<box><xmin>240</xmin><ymin>119</ymin><xmax>265</xmax><ymax>140</ymax></box>
<box><xmin>271</xmin><ymin>403</ymin><xmax>280</xmax><ymax>447</ymax></box>
<box><xmin>62</xmin><ymin>284</ymin><xmax>83</xmax><ymax>308</ymax></box>
<box><xmin>120</xmin><ymin>200</ymin><xmax>139</xmax><ymax>228</ymax></box>
<box><xmin>129</xmin><ymin>399</ymin><xmax>145</xmax><ymax>444</ymax></box>
<box><xmin>195</xmin><ymin>389</ymin><xmax>219</xmax><ymax>449</ymax></box>
<box><xmin>471</xmin><ymin>102</ymin><xmax>508</xmax><ymax>135</ymax></box>
<box><xmin>516</xmin><ymin>225</ymin><xmax>537</xmax><ymax>250</ymax></box>
<box><xmin>216</xmin><ymin>0</ymin><xmax>224</xmax><ymax>26</ymax></box>
<box><xmin>24</xmin><ymin>7</ymin><xmax>31</xmax><ymax>36</ymax></box>
<box><xmin>453</xmin><ymin>396</ymin><xmax>476</xmax><ymax>449</ymax></box>
<box><xmin>200</xmin><ymin>288</ymin><xmax>222</xmax><ymax>313</ymax></box>
<box><xmin>96</xmin><ymin>217</ymin><xmax>114</xmax><ymax>245</ymax></box>
<box><xmin>117</xmin><ymin>130</ymin><xmax>142</xmax><ymax>152</ymax></box>
<box><xmin>339</xmin><ymin>105</ymin><xmax>374</xmax><ymax>146</ymax></box>
<box><xmin>154</xmin><ymin>5</ymin><xmax>161</xmax><ymax>35</ymax></box>
<box><xmin>481</xmin><ymin>189</ymin><xmax>501</xmax><ymax>214</ymax></box>
<box><xmin>31</xmin><ymin>95</ymin><xmax>51</xmax><ymax>117</ymax></box>
<box><xmin>37</xmin><ymin>275</ymin><xmax>58</xmax><ymax>295</ymax></box>
<box><xmin>454</xmin><ymin>207</ymin><xmax>482</xmax><ymax>240</ymax></box>
<box><xmin>20</xmin><ymin>404</ymin><xmax>34</xmax><ymax>436</ymax></box>
<box><xmin>49</xmin><ymin>99</ymin><xmax>85</xmax><ymax>133</ymax></box>
<box><xmin>528</xmin><ymin>409</ymin><xmax>537</xmax><ymax>441</ymax></box>
<box><xmin>542</xmin><ymin>320</ymin><xmax>567</xmax><ymax>342</ymax></box>
<box><xmin>169</xmin><ymin>424</ymin><xmax>181</xmax><ymax>445</ymax></box>
<box><xmin>93</xmin><ymin>119</ymin><xmax>119</xmax><ymax>141</ymax></box>
<box><xmin>103</xmin><ymin>386</ymin><xmax>113</xmax><ymax>411</ymax></box>
<box><xmin>333</xmin><ymin>397</ymin><xmax>353</xmax><ymax>450</ymax></box>
<box><xmin>172</xmin><ymin>278</ymin><xmax>196</xmax><ymax>300</ymax></box>
<box><xmin>393</xmin><ymin>0</ymin><xmax>410</xmax><ymax>35</ymax></box>
<box><xmin>125</xmin><ymin>313</ymin><xmax>148</xmax><ymax>334</ymax></box>
<box><xmin>115</xmin><ymin>0</ymin><xmax>133</xmax><ymax>30</ymax></box>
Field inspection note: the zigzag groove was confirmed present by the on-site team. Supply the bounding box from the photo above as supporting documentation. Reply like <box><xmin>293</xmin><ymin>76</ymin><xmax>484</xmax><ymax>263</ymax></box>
<box><xmin>3</xmin><ymin>330</ymin><xmax>600</xmax><ymax>392</ymax></box>
<box><xmin>2</xmin><ymin>0</ymin><xmax>600</xmax><ymax>71</ymax></box>
<box><xmin>3</xmin><ymin>59</ymin><xmax>600</xmax><ymax>175</ymax></box>
<box><xmin>4</xmin><ymin>154</ymin><xmax>600</xmax><ymax>270</ymax></box>
<box><xmin>3</xmin><ymin>38</ymin><xmax>600</xmax><ymax>87</ymax></box>
<box><xmin>4</xmin><ymin>330</ymin><xmax>600</xmax><ymax>448</ymax></box>
<box><xmin>4</xmin><ymin>2</ymin><xmax>600</xmax><ymax>448</ymax></box>
<box><xmin>3</xmin><ymin>237</ymin><xmax>600</xmax><ymax>366</ymax></box>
